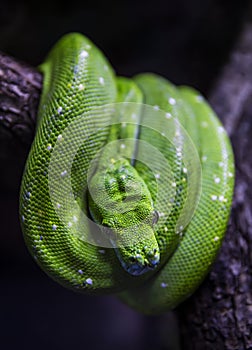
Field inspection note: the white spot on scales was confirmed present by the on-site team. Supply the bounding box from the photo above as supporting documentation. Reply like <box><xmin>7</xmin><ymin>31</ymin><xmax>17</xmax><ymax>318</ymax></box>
<box><xmin>214</xmin><ymin>177</ymin><xmax>221</xmax><ymax>184</ymax></box>
<box><xmin>196</xmin><ymin>95</ymin><xmax>204</xmax><ymax>102</ymax></box>
<box><xmin>168</xmin><ymin>97</ymin><xmax>176</xmax><ymax>105</ymax></box>
<box><xmin>99</xmin><ymin>77</ymin><xmax>105</xmax><ymax>85</ymax></box>
<box><xmin>160</xmin><ymin>282</ymin><xmax>168</xmax><ymax>288</ymax></box>
<box><xmin>61</xmin><ymin>170</ymin><xmax>67</xmax><ymax>177</ymax></box>
<box><xmin>218</xmin><ymin>126</ymin><xmax>225</xmax><ymax>133</ymax></box>
<box><xmin>80</xmin><ymin>50</ymin><xmax>89</xmax><ymax>58</ymax></box>
<box><xmin>219</xmin><ymin>195</ymin><xmax>225</xmax><ymax>202</ymax></box>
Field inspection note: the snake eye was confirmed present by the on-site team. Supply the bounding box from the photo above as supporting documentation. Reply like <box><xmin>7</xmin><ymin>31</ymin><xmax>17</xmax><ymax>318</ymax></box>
<box><xmin>152</xmin><ymin>210</ymin><xmax>159</xmax><ymax>225</ymax></box>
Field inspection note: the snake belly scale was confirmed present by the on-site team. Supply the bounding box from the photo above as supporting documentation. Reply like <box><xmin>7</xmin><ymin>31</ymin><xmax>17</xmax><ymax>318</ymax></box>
<box><xmin>19</xmin><ymin>33</ymin><xmax>234</xmax><ymax>314</ymax></box>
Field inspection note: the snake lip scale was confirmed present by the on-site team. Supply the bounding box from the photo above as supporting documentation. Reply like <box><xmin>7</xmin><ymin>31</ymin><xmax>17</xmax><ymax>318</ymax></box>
<box><xmin>19</xmin><ymin>33</ymin><xmax>234</xmax><ymax>315</ymax></box>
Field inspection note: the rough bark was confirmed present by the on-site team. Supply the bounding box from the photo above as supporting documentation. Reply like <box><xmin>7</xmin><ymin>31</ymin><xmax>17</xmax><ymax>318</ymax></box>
<box><xmin>0</xmin><ymin>51</ymin><xmax>41</xmax><ymax>146</ymax></box>
<box><xmin>0</xmin><ymin>22</ymin><xmax>252</xmax><ymax>349</ymax></box>
<box><xmin>0</xmin><ymin>51</ymin><xmax>42</xmax><ymax>192</ymax></box>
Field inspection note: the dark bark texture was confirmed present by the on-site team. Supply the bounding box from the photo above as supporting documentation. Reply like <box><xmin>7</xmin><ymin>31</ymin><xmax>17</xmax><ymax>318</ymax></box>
<box><xmin>0</xmin><ymin>21</ymin><xmax>252</xmax><ymax>350</ymax></box>
<box><xmin>0</xmin><ymin>51</ymin><xmax>41</xmax><ymax>145</ymax></box>
<box><xmin>0</xmin><ymin>52</ymin><xmax>42</xmax><ymax>193</ymax></box>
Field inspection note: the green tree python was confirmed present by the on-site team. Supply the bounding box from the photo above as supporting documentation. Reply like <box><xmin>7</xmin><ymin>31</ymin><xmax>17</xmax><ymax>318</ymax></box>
<box><xmin>19</xmin><ymin>33</ymin><xmax>234</xmax><ymax>315</ymax></box>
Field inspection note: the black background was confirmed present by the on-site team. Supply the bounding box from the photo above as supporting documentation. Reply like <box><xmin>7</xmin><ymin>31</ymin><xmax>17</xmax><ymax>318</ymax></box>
<box><xmin>0</xmin><ymin>1</ymin><xmax>249</xmax><ymax>349</ymax></box>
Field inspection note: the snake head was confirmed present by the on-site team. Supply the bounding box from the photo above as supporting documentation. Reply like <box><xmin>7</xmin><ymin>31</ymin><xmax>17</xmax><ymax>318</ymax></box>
<box><xmin>114</xmin><ymin>223</ymin><xmax>160</xmax><ymax>276</ymax></box>
<box><xmin>88</xmin><ymin>155</ymin><xmax>161</xmax><ymax>276</ymax></box>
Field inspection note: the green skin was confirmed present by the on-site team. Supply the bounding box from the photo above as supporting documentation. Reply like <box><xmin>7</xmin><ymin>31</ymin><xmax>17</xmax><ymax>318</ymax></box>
<box><xmin>88</xmin><ymin>157</ymin><xmax>160</xmax><ymax>276</ymax></box>
<box><xmin>20</xmin><ymin>33</ymin><xmax>234</xmax><ymax>314</ymax></box>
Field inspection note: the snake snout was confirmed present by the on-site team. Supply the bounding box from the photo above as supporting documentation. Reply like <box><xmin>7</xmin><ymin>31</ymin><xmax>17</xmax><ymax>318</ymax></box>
<box><xmin>126</xmin><ymin>248</ymin><xmax>160</xmax><ymax>276</ymax></box>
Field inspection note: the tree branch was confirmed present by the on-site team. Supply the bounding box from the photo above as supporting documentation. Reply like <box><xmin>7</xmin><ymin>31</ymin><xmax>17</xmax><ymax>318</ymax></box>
<box><xmin>0</xmin><ymin>51</ymin><xmax>41</xmax><ymax>148</ymax></box>
<box><xmin>0</xmin><ymin>51</ymin><xmax>42</xmax><ymax>192</ymax></box>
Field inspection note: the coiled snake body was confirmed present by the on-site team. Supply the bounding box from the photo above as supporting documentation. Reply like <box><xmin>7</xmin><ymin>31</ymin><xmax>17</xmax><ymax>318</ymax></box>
<box><xmin>20</xmin><ymin>33</ymin><xmax>234</xmax><ymax>314</ymax></box>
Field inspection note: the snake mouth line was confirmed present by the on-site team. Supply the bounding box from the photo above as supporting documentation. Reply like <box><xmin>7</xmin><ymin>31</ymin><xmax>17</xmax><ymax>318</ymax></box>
<box><xmin>118</xmin><ymin>249</ymin><xmax>160</xmax><ymax>276</ymax></box>
<box><xmin>125</xmin><ymin>260</ymin><xmax>159</xmax><ymax>276</ymax></box>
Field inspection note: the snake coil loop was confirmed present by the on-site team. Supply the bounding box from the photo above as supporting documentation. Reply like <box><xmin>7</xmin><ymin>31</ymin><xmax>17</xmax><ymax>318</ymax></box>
<box><xmin>20</xmin><ymin>33</ymin><xmax>234</xmax><ymax>314</ymax></box>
